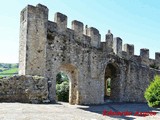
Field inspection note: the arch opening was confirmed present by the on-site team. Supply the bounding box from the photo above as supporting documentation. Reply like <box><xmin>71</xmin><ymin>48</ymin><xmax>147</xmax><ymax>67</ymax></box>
<box><xmin>56</xmin><ymin>64</ymin><xmax>79</xmax><ymax>105</ymax></box>
<box><xmin>104</xmin><ymin>63</ymin><xmax>119</xmax><ymax>102</ymax></box>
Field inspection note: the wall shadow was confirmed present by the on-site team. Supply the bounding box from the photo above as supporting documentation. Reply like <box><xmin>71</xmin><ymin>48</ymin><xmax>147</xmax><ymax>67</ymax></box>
<box><xmin>77</xmin><ymin>102</ymin><xmax>160</xmax><ymax>120</ymax></box>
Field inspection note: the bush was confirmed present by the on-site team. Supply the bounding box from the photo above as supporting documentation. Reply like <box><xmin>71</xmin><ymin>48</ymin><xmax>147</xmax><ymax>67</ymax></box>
<box><xmin>56</xmin><ymin>81</ymin><xmax>69</xmax><ymax>102</ymax></box>
<box><xmin>144</xmin><ymin>75</ymin><xmax>160</xmax><ymax>107</ymax></box>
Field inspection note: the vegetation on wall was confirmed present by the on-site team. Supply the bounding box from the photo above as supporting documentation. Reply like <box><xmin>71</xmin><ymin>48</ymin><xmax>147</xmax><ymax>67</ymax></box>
<box><xmin>144</xmin><ymin>75</ymin><xmax>160</xmax><ymax>107</ymax></box>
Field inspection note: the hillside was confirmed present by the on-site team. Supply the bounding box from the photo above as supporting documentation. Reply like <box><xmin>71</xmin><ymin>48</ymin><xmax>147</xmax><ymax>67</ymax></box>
<box><xmin>0</xmin><ymin>63</ymin><xmax>18</xmax><ymax>77</ymax></box>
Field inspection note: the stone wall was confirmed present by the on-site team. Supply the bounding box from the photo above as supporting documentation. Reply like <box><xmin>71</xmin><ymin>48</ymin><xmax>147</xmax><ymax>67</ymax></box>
<box><xmin>19</xmin><ymin>4</ymin><xmax>48</xmax><ymax>76</ymax></box>
<box><xmin>0</xmin><ymin>75</ymin><xmax>49</xmax><ymax>103</ymax></box>
<box><xmin>112</xmin><ymin>57</ymin><xmax>160</xmax><ymax>102</ymax></box>
<box><xmin>18</xmin><ymin>4</ymin><xmax>160</xmax><ymax>105</ymax></box>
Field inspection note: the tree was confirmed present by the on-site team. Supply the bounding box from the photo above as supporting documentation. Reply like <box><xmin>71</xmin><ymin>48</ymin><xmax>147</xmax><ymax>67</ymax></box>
<box><xmin>56</xmin><ymin>72</ymin><xmax>69</xmax><ymax>84</ymax></box>
<box><xmin>56</xmin><ymin>72</ymin><xmax>69</xmax><ymax>102</ymax></box>
<box><xmin>56</xmin><ymin>81</ymin><xmax>69</xmax><ymax>102</ymax></box>
<box><xmin>144</xmin><ymin>75</ymin><xmax>160</xmax><ymax>107</ymax></box>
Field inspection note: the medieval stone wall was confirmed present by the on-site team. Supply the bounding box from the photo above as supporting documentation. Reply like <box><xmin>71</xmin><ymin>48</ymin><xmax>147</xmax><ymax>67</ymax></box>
<box><xmin>19</xmin><ymin>4</ymin><xmax>48</xmax><ymax>76</ymax></box>
<box><xmin>18</xmin><ymin>4</ymin><xmax>160</xmax><ymax>105</ymax></box>
<box><xmin>0</xmin><ymin>75</ymin><xmax>49</xmax><ymax>103</ymax></box>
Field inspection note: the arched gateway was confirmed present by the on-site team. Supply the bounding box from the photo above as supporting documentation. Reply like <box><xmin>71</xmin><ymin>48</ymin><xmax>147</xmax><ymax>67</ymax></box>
<box><xmin>58</xmin><ymin>64</ymin><xmax>79</xmax><ymax>104</ymax></box>
<box><xmin>104</xmin><ymin>63</ymin><xmax>120</xmax><ymax>102</ymax></box>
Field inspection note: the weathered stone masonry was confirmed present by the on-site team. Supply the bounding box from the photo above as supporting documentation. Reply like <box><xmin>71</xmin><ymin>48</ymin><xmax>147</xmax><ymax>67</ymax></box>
<box><xmin>0</xmin><ymin>75</ymin><xmax>48</xmax><ymax>103</ymax></box>
<box><xmin>1</xmin><ymin>3</ymin><xmax>160</xmax><ymax>105</ymax></box>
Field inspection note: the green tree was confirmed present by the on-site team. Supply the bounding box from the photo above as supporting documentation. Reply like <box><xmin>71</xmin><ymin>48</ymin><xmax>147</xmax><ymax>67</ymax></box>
<box><xmin>144</xmin><ymin>75</ymin><xmax>160</xmax><ymax>107</ymax></box>
<box><xmin>56</xmin><ymin>72</ymin><xmax>69</xmax><ymax>84</ymax></box>
<box><xmin>56</xmin><ymin>81</ymin><xmax>69</xmax><ymax>102</ymax></box>
<box><xmin>56</xmin><ymin>72</ymin><xmax>69</xmax><ymax>102</ymax></box>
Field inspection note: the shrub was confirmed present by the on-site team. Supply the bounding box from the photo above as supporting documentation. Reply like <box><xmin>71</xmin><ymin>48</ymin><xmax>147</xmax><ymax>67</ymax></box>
<box><xmin>56</xmin><ymin>81</ymin><xmax>69</xmax><ymax>102</ymax></box>
<box><xmin>144</xmin><ymin>75</ymin><xmax>160</xmax><ymax>107</ymax></box>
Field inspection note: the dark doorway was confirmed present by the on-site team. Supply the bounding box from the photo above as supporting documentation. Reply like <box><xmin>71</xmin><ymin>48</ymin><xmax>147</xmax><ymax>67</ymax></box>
<box><xmin>104</xmin><ymin>63</ymin><xmax>119</xmax><ymax>101</ymax></box>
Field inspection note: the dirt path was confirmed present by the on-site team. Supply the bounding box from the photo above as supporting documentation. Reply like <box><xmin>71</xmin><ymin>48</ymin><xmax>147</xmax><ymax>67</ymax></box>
<box><xmin>0</xmin><ymin>102</ymin><xmax>159</xmax><ymax>120</ymax></box>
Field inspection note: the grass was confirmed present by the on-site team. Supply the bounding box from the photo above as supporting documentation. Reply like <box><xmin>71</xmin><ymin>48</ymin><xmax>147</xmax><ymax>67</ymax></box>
<box><xmin>0</xmin><ymin>67</ymin><xmax>7</xmax><ymax>71</ymax></box>
<box><xmin>0</xmin><ymin>68</ymin><xmax>18</xmax><ymax>77</ymax></box>
<box><xmin>107</xmin><ymin>88</ymin><xmax>111</xmax><ymax>96</ymax></box>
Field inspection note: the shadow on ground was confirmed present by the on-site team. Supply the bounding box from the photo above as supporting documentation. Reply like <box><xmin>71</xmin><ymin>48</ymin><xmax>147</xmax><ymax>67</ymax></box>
<box><xmin>77</xmin><ymin>102</ymin><xmax>160</xmax><ymax>120</ymax></box>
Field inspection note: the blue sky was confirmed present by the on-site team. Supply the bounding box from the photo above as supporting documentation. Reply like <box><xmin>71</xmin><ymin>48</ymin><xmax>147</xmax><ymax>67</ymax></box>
<box><xmin>0</xmin><ymin>0</ymin><xmax>160</xmax><ymax>63</ymax></box>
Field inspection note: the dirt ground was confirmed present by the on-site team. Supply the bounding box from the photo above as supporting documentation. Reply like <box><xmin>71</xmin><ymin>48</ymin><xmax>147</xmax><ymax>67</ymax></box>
<box><xmin>0</xmin><ymin>102</ymin><xmax>159</xmax><ymax>120</ymax></box>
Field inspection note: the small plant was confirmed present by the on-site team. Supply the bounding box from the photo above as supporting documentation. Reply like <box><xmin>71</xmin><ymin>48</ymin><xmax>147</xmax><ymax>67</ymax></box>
<box><xmin>144</xmin><ymin>75</ymin><xmax>160</xmax><ymax>107</ymax></box>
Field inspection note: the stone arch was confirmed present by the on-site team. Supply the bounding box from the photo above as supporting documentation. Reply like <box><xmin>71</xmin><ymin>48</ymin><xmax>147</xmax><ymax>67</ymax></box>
<box><xmin>104</xmin><ymin>62</ymin><xmax>120</xmax><ymax>101</ymax></box>
<box><xmin>57</xmin><ymin>64</ymin><xmax>79</xmax><ymax>105</ymax></box>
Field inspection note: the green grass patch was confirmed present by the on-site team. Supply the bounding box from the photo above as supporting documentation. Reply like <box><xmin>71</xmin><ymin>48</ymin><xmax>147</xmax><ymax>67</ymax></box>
<box><xmin>0</xmin><ymin>68</ymin><xmax>18</xmax><ymax>76</ymax></box>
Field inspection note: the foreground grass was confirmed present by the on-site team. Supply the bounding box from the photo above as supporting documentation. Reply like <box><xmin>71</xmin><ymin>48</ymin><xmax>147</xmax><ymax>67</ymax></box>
<box><xmin>0</xmin><ymin>68</ymin><xmax>18</xmax><ymax>77</ymax></box>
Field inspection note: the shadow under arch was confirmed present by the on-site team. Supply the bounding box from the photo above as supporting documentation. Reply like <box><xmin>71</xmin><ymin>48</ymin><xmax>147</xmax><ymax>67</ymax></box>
<box><xmin>58</xmin><ymin>64</ymin><xmax>79</xmax><ymax>105</ymax></box>
<box><xmin>104</xmin><ymin>63</ymin><xmax>120</xmax><ymax>102</ymax></box>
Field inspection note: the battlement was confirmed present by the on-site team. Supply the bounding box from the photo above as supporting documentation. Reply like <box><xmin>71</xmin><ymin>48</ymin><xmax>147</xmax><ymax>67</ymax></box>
<box><xmin>72</xmin><ymin>20</ymin><xmax>84</xmax><ymax>37</ymax></box>
<box><xmin>20</xmin><ymin>4</ymin><xmax>160</xmax><ymax>70</ymax></box>
<box><xmin>47</xmin><ymin>11</ymin><xmax>101</xmax><ymax>48</ymax></box>
<box><xmin>18</xmin><ymin>3</ymin><xmax>160</xmax><ymax>105</ymax></box>
<box><xmin>20</xmin><ymin>4</ymin><xmax>48</xmax><ymax>21</ymax></box>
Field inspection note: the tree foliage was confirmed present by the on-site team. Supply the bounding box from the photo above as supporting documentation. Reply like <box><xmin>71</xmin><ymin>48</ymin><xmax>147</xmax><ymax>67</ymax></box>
<box><xmin>56</xmin><ymin>72</ymin><xmax>69</xmax><ymax>102</ymax></box>
<box><xmin>56</xmin><ymin>72</ymin><xmax>69</xmax><ymax>84</ymax></box>
<box><xmin>56</xmin><ymin>81</ymin><xmax>69</xmax><ymax>102</ymax></box>
<box><xmin>144</xmin><ymin>75</ymin><xmax>160</xmax><ymax>107</ymax></box>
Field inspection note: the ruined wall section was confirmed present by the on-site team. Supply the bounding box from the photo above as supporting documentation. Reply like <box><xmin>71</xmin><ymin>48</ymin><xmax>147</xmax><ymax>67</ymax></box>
<box><xmin>19</xmin><ymin>4</ymin><xmax>160</xmax><ymax>78</ymax></box>
<box><xmin>19</xmin><ymin>4</ymin><xmax>160</xmax><ymax>104</ymax></box>
<box><xmin>19</xmin><ymin>4</ymin><xmax>48</xmax><ymax>76</ymax></box>
<box><xmin>98</xmin><ymin>52</ymin><xmax>160</xmax><ymax>102</ymax></box>
<box><xmin>98</xmin><ymin>54</ymin><xmax>160</xmax><ymax>102</ymax></box>
<box><xmin>46</xmin><ymin>12</ymin><xmax>106</xmax><ymax>104</ymax></box>
<box><xmin>120</xmin><ymin>60</ymin><xmax>160</xmax><ymax>102</ymax></box>
<box><xmin>46</xmin><ymin>10</ymin><xmax>160</xmax><ymax>104</ymax></box>
<box><xmin>122</xmin><ymin>44</ymin><xmax>160</xmax><ymax>70</ymax></box>
<box><xmin>0</xmin><ymin>75</ymin><xmax>49</xmax><ymax>103</ymax></box>
<box><xmin>46</xmin><ymin>20</ymin><xmax>77</xmax><ymax>102</ymax></box>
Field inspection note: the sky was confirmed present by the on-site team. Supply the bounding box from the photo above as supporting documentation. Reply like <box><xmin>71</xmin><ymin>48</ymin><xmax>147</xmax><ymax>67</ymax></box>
<box><xmin>0</xmin><ymin>0</ymin><xmax>160</xmax><ymax>63</ymax></box>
